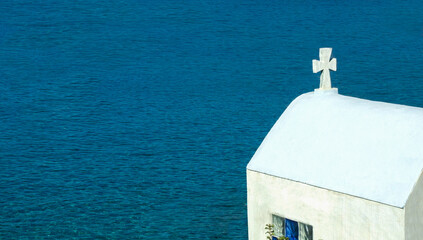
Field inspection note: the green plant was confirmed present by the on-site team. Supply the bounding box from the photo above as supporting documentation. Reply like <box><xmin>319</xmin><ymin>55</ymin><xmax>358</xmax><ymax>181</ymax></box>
<box><xmin>264</xmin><ymin>223</ymin><xmax>289</xmax><ymax>240</ymax></box>
<box><xmin>265</xmin><ymin>224</ymin><xmax>275</xmax><ymax>240</ymax></box>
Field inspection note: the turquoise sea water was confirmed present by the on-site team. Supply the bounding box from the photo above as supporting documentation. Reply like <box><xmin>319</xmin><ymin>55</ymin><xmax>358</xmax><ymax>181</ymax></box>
<box><xmin>1</xmin><ymin>0</ymin><xmax>423</xmax><ymax>239</ymax></box>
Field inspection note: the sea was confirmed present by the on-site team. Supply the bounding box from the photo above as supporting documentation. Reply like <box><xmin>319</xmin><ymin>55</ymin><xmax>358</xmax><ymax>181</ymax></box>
<box><xmin>1</xmin><ymin>0</ymin><xmax>423</xmax><ymax>239</ymax></box>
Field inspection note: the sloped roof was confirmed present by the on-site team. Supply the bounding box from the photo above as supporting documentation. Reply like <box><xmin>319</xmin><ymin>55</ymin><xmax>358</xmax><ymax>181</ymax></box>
<box><xmin>247</xmin><ymin>90</ymin><xmax>423</xmax><ymax>207</ymax></box>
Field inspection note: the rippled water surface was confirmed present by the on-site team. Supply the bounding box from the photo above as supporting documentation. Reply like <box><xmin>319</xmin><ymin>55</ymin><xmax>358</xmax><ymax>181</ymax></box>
<box><xmin>1</xmin><ymin>0</ymin><xmax>423</xmax><ymax>239</ymax></box>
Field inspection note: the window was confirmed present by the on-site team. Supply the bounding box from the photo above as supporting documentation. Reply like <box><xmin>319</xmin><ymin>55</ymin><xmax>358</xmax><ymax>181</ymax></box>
<box><xmin>272</xmin><ymin>215</ymin><xmax>313</xmax><ymax>240</ymax></box>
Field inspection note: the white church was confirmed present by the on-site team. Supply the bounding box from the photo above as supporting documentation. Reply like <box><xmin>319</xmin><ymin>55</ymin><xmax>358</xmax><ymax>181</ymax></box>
<box><xmin>247</xmin><ymin>48</ymin><xmax>423</xmax><ymax>240</ymax></box>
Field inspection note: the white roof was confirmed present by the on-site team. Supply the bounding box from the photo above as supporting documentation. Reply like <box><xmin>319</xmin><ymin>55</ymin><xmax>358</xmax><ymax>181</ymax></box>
<box><xmin>247</xmin><ymin>90</ymin><xmax>423</xmax><ymax>207</ymax></box>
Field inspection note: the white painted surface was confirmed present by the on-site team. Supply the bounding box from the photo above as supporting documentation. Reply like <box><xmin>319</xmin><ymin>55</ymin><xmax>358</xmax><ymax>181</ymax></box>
<box><xmin>247</xmin><ymin>91</ymin><xmax>423</xmax><ymax>207</ymax></box>
<box><xmin>312</xmin><ymin>48</ymin><xmax>337</xmax><ymax>90</ymax></box>
<box><xmin>247</xmin><ymin>170</ymin><xmax>405</xmax><ymax>240</ymax></box>
<box><xmin>405</xmin><ymin>171</ymin><xmax>423</xmax><ymax>240</ymax></box>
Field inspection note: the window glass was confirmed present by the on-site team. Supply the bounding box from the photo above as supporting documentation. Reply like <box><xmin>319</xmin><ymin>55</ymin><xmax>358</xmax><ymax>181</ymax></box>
<box><xmin>272</xmin><ymin>215</ymin><xmax>285</xmax><ymax>237</ymax></box>
<box><xmin>272</xmin><ymin>215</ymin><xmax>313</xmax><ymax>240</ymax></box>
<box><xmin>299</xmin><ymin>222</ymin><xmax>313</xmax><ymax>240</ymax></box>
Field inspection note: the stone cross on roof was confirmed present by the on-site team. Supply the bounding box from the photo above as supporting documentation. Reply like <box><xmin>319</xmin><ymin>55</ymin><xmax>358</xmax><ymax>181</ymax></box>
<box><xmin>313</xmin><ymin>48</ymin><xmax>337</xmax><ymax>90</ymax></box>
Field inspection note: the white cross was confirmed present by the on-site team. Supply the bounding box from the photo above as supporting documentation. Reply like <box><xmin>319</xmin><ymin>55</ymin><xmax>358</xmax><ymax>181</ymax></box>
<box><xmin>313</xmin><ymin>48</ymin><xmax>337</xmax><ymax>90</ymax></box>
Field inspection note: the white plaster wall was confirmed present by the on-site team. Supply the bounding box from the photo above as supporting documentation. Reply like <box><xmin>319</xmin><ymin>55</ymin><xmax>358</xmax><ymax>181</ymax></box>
<box><xmin>247</xmin><ymin>170</ymin><xmax>405</xmax><ymax>240</ymax></box>
<box><xmin>405</xmin><ymin>171</ymin><xmax>423</xmax><ymax>240</ymax></box>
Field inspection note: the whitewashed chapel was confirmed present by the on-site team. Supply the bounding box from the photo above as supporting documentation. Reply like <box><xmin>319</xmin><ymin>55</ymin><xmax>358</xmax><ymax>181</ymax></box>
<box><xmin>247</xmin><ymin>48</ymin><xmax>423</xmax><ymax>240</ymax></box>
